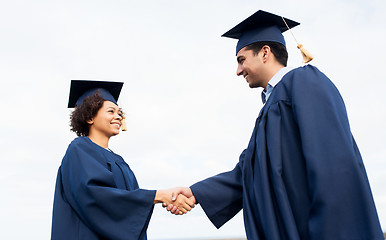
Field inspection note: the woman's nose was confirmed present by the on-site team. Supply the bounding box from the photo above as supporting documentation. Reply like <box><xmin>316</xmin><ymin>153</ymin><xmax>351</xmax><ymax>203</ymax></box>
<box><xmin>115</xmin><ymin>113</ymin><xmax>122</xmax><ymax>119</ymax></box>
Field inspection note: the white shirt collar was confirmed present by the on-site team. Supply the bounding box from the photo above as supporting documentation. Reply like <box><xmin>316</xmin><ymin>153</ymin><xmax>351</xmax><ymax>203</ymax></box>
<box><xmin>262</xmin><ymin>66</ymin><xmax>294</xmax><ymax>104</ymax></box>
<box><xmin>268</xmin><ymin>66</ymin><xmax>293</xmax><ymax>88</ymax></box>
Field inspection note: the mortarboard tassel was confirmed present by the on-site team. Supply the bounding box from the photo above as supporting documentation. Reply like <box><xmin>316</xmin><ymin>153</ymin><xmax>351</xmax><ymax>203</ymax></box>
<box><xmin>121</xmin><ymin>115</ymin><xmax>127</xmax><ymax>131</ymax></box>
<box><xmin>297</xmin><ymin>44</ymin><xmax>313</xmax><ymax>63</ymax></box>
<box><xmin>282</xmin><ymin>17</ymin><xmax>314</xmax><ymax>63</ymax></box>
<box><xmin>119</xmin><ymin>103</ymin><xmax>127</xmax><ymax>131</ymax></box>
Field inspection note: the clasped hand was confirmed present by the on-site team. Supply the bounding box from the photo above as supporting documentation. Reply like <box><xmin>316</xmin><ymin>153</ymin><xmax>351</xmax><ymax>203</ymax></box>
<box><xmin>155</xmin><ymin>187</ymin><xmax>196</xmax><ymax>215</ymax></box>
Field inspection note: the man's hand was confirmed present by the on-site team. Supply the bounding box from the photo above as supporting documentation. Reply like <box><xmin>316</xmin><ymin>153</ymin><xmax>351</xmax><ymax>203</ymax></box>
<box><xmin>162</xmin><ymin>187</ymin><xmax>196</xmax><ymax>215</ymax></box>
<box><xmin>155</xmin><ymin>187</ymin><xmax>195</xmax><ymax>215</ymax></box>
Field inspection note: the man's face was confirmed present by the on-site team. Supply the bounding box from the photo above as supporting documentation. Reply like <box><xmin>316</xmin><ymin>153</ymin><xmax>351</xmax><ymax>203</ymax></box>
<box><xmin>236</xmin><ymin>47</ymin><xmax>265</xmax><ymax>88</ymax></box>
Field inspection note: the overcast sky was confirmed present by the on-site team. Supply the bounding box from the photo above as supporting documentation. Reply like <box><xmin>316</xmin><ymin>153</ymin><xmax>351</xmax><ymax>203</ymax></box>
<box><xmin>0</xmin><ymin>0</ymin><xmax>385</xmax><ymax>239</ymax></box>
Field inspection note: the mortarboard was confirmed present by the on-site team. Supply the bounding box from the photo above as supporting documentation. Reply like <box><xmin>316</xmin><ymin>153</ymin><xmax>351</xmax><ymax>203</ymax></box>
<box><xmin>222</xmin><ymin>10</ymin><xmax>299</xmax><ymax>55</ymax></box>
<box><xmin>222</xmin><ymin>10</ymin><xmax>313</xmax><ymax>63</ymax></box>
<box><xmin>68</xmin><ymin>80</ymin><xmax>127</xmax><ymax>131</ymax></box>
<box><xmin>68</xmin><ymin>80</ymin><xmax>124</xmax><ymax>108</ymax></box>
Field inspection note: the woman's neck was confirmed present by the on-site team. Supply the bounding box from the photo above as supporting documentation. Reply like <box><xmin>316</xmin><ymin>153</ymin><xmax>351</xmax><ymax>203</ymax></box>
<box><xmin>88</xmin><ymin>133</ymin><xmax>110</xmax><ymax>149</ymax></box>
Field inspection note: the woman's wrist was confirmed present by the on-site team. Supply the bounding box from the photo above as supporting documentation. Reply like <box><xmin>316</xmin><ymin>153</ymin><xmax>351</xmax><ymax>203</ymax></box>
<box><xmin>154</xmin><ymin>190</ymin><xmax>166</xmax><ymax>204</ymax></box>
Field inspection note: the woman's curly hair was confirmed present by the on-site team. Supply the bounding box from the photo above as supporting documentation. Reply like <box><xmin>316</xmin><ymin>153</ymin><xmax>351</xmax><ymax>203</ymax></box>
<box><xmin>70</xmin><ymin>90</ymin><xmax>105</xmax><ymax>136</ymax></box>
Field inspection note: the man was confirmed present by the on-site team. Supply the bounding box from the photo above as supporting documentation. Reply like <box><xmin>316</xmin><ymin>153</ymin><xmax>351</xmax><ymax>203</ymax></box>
<box><xmin>169</xmin><ymin>10</ymin><xmax>384</xmax><ymax>239</ymax></box>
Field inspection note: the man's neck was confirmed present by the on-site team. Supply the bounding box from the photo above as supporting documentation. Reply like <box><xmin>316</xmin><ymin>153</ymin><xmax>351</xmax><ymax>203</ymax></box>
<box><xmin>263</xmin><ymin>64</ymin><xmax>284</xmax><ymax>91</ymax></box>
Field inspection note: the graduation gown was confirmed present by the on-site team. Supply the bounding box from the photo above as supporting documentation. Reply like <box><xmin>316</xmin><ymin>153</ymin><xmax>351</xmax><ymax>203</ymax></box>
<box><xmin>51</xmin><ymin>136</ymin><xmax>156</xmax><ymax>240</ymax></box>
<box><xmin>190</xmin><ymin>65</ymin><xmax>383</xmax><ymax>239</ymax></box>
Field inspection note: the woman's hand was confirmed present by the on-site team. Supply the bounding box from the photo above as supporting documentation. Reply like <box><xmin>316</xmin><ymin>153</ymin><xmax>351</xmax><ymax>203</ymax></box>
<box><xmin>154</xmin><ymin>188</ymin><xmax>195</xmax><ymax>215</ymax></box>
<box><xmin>162</xmin><ymin>187</ymin><xmax>196</xmax><ymax>215</ymax></box>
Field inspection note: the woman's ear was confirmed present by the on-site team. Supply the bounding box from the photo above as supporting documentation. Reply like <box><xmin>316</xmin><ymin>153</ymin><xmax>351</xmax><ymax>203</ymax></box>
<box><xmin>87</xmin><ymin>119</ymin><xmax>93</xmax><ymax>125</ymax></box>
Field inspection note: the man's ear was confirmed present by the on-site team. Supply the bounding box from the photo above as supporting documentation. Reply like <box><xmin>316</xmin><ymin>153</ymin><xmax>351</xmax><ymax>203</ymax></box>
<box><xmin>261</xmin><ymin>45</ymin><xmax>271</xmax><ymax>61</ymax></box>
<box><xmin>87</xmin><ymin>119</ymin><xmax>93</xmax><ymax>125</ymax></box>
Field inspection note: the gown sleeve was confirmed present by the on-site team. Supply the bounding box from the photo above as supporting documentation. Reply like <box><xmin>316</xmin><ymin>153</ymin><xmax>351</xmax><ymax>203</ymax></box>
<box><xmin>190</xmin><ymin>150</ymin><xmax>245</xmax><ymax>228</ymax></box>
<box><xmin>290</xmin><ymin>66</ymin><xmax>383</xmax><ymax>239</ymax></box>
<box><xmin>60</xmin><ymin>141</ymin><xmax>156</xmax><ymax>239</ymax></box>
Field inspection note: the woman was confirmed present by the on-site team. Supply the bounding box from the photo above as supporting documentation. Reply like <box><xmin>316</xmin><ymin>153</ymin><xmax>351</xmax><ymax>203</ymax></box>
<box><xmin>51</xmin><ymin>80</ymin><xmax>194</xmax><ymax>240</ymax></box>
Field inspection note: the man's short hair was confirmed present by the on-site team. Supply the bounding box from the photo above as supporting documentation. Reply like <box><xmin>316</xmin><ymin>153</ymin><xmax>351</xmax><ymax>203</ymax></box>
<box><xmin>244</xmin><ymin>41</ymin><xmax>288</xmax><ymax>67</ymax></box>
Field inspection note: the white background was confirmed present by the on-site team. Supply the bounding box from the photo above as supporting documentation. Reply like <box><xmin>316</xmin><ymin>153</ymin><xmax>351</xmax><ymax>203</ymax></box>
<box><xmin>0</xmin><ymin>0</ymin><xmax>385</xmax><ymax>239</ymax></box>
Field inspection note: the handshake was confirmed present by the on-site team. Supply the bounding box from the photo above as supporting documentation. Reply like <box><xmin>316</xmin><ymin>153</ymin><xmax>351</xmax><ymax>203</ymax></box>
<box><xmin>154</xmin><ymin>187</ymin><xmax>196</xmax><ymax>215</ymax></box>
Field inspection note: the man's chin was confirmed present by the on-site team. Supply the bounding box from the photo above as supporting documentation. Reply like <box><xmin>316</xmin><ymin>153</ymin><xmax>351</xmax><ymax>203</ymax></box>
<box><xmin>249</xmin><ymin>83</ymin><xmax>259</xmax><ymax>88</ymax></box>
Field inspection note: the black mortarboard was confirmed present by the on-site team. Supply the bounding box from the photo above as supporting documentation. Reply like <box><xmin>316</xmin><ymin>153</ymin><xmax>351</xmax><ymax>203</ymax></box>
<box><xmin>68</xmin><ymin>80</ymin><xmax>124</xmax><ymax>108</ymax></box>
<box><xmin>222</xmin><ymin>10</ymin><xmax>300</xmax><ymax>55</ymax></box>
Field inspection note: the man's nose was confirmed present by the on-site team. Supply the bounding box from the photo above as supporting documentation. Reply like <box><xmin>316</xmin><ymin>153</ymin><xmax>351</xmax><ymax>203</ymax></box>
<box><xmin>236</xmin><ymin>65</ymin><xmax>243</xmax><ymax>76</ymax></box>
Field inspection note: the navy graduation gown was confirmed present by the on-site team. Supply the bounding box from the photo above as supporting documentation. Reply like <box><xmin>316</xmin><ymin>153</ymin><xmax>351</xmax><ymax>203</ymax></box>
<box><xmin>51</xmin><ymin>137</ymin><xmax>156</xmax><ymax>240</ymax></box>
<box><xmin>190</xmin><ymin>65</ymin><xmax>383</xmax><ymax>239</ymax></box>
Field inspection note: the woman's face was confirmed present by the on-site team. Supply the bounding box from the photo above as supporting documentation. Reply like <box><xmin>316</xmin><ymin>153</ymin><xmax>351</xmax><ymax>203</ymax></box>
<box><xmin>88</xmin><ymin>101</ymin><xmax>122</xmax><ymax>138</ymax></box>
